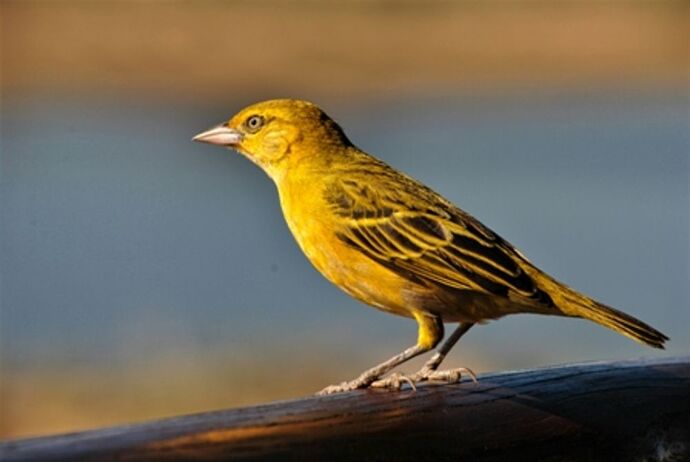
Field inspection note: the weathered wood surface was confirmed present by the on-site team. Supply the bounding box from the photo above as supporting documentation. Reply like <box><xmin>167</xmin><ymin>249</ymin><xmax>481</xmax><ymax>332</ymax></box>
<box><xmin>2</xmin><ymin>357</ymin><xmax>689</xmax><ymax>461</ymax></box>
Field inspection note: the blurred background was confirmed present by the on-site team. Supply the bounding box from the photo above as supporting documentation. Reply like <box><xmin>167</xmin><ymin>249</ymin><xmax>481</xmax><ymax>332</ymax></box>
<box><xmin>1</xmin><ymin>1</ymin><xmax>688</xmax><ymax>438</ymax></box>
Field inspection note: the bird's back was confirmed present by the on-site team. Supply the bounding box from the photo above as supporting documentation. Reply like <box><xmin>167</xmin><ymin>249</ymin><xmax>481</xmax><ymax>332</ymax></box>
<box><xmin>279</xmin><ymin>146</ymin><xmax>667</xmax><ymax>348</ymax></box>
<box><xmin>278</xmin><ymin>147</ymin><xmax>558</xmax><ymax>321</ymax></box>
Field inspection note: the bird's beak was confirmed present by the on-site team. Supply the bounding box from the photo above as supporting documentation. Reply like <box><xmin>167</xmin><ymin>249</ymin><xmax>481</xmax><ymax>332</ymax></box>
<box><xmin>192</xmin><ymin>124</ymin><xmax>244</xmax><ymax>146</ymax></box>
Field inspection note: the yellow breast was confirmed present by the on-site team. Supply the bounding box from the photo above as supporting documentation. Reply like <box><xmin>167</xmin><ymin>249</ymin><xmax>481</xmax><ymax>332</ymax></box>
<box><xmin>277</xmin><ymin>175</ymin><xmax>422</xmax><ymax>319</ymax></box>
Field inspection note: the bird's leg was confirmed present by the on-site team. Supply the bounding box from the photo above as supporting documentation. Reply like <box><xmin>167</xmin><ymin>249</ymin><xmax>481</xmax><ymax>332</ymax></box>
<box><xmin>371</xmin><ymin>322</ymin><xmax>475</xmax><ymax>390</ymax></box>
<box><xmin>317</xmin><ymin>344</ymin><xmax>427</xmax><ymax>395</ymax></box>
<box><xmin>416</xmin><ymin>322</ymin><xmax>475</xmax><ymax>377</ymax></box>
<box><xmin>317</xmin><ymin>313</ymin><xmax>442</xmax><ymax>395</ymax></box>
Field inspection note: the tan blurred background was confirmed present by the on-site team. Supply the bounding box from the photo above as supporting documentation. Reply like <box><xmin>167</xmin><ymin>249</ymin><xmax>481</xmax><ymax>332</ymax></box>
<box><xmin>1</xmin><ymin>1</ymin><xmax>689</xmax><ymax>439</ymax></box>
<box><xmin>4</xmin><ymin>1</ymin><xmax>689</xmax><ymax>99</ymax></box>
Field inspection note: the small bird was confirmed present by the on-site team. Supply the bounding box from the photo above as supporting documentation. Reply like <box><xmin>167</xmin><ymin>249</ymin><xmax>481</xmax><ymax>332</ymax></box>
<box><xmin>193</xmin><ymin>99</ymin><xmax>668</xmax><ymax>395</ymax></box>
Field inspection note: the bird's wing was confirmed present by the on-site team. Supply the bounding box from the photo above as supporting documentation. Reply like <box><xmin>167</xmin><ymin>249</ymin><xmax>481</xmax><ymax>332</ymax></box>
<box><xmin>324</xmin><ymin>176</ymin><xmax>552</xmax><ymax>305</ymax></box>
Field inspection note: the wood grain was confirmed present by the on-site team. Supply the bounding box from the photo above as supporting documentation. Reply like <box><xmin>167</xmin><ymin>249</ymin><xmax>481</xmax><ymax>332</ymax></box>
<box><xmin>2</xmin><ymin>357</ymin><xmax>689</xmax><ymax>461</ymax></box>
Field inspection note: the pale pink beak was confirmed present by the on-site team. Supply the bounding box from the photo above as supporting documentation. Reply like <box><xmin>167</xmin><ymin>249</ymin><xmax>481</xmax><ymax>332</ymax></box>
<box><xmin>192</xmin><ymin>124</ymin><xmax>244</xmax><ymax>146</ymax></box>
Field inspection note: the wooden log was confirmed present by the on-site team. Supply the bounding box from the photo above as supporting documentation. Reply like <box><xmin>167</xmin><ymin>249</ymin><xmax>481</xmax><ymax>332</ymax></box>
<box><xmin>2</xmin><ymin>357</ymin><xmax>689</xmax><ymax>461</ymax></box>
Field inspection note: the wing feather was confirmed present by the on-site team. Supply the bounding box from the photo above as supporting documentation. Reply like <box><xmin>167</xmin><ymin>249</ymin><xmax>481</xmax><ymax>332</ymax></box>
<box><xmin>326</xmin><ymin>176</ymin><xmax>553</xmax><ymax>306</ymax></box>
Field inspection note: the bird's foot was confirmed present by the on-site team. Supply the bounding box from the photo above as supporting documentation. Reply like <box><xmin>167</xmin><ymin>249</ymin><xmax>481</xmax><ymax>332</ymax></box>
<box><xmin>369</xmin><ymin>372</ymin><xmax>418</xmax><ymax>391</ymax></box>
<box><xmin>317</xmin><ymin>375</ymin><xmax>375</xmax><ymax>395</ymax></box>
<box><xmin>421</xmin><ymin>366</ymin><xmax>477</xmax><ymax>384</ymax></box>
<box><xmin>370</xmin><ymin>366</ymin><xmax>477</xmax><ymax>391</ymax></box>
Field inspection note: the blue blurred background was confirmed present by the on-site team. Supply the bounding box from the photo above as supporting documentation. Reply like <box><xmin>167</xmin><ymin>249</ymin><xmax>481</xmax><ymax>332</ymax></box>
<box><xmin>1</xmin><ymin>1</ymin><xmax>688</xmax><ymax>437</ymax></box>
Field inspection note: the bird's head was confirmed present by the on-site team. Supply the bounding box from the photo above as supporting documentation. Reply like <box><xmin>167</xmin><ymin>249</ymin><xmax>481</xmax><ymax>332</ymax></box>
<box><xmin>193</xmin><ymin>99</ymin><xmax>352</xmax><ymax>180</ymax></box>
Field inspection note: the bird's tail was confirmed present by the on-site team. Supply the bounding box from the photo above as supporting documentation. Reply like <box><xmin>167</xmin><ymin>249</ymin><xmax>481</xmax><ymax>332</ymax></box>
<box><xmin>571</xmin><ymin>297</ymin><xmax>668</xmax><ymax>349</ymax></box>
<box><xmin>527</xmin><ymin>268</ymin><xmax>668</xmax><ymax>349</ymax></box>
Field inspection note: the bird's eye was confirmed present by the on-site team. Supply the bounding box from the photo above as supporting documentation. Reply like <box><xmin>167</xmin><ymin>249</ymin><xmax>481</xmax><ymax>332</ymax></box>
<box><xmin>245</xmin><ymin>115</ymin><xmax>264</xmax><ymax>132</ymax></box>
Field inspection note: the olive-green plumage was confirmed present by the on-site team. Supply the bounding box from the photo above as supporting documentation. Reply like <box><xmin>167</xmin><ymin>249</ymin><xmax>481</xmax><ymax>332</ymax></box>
<box><xmin>320</xmin><ymin>145</ymin><xmax>666</xmax><ymax>348</ymax></box>
<box><xmin>194</xmin><ymin>99</ymin><xmax>668</xmax><ymax>394</ymax></box>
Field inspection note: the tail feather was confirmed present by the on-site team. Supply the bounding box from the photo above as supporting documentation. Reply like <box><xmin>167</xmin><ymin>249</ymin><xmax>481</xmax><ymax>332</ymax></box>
<box><xmin>525</xmin><ymin>267</ymin><xmax>669</xmax><ymax>349</ymax></box>
<box><xmin>577</xmin><ymin>300</ymin><xmax>668</xmax><ymax>349</ymax></box>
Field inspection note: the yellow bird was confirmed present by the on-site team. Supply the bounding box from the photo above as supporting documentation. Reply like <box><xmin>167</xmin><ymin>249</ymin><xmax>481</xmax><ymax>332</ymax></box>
<box><xmin>193</xmin><ymin>99</ymin><xmax>668</xmax><ymax>394</ymax></box>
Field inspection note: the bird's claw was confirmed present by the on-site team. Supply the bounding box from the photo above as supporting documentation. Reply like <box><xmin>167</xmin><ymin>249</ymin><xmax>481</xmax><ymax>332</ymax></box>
<box><xmin>317</xmin><ymin>378</ymin><xmax>370</xmax><ymax>395</ymax></box>
<box><xmin>370</xmin><ymin>372</ymin><xmax>417</xmax><ymax>391</ymax></box>
<box><xmin>423</xmin><ymin>366</ymin><xmax>478</xmax><ymax>384</ymax></box>
<box><xmin>369</xmin><ymin>366</ymin><xmax>477</xmax><ymax>391</ymax></box>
